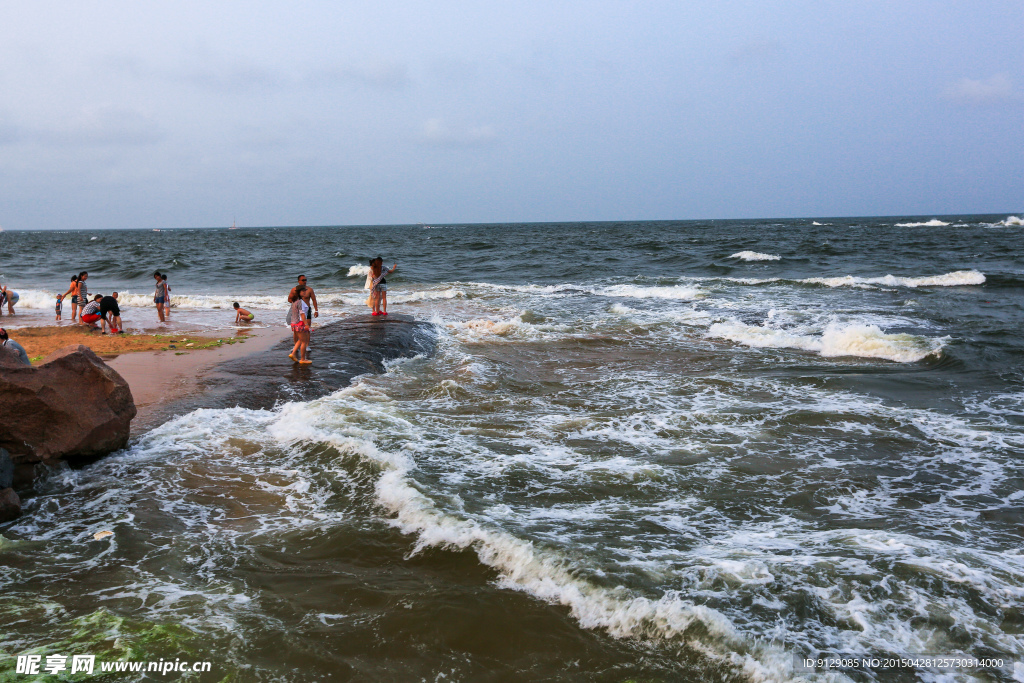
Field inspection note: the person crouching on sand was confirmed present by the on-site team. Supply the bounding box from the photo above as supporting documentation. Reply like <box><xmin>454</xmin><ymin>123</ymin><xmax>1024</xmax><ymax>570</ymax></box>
<box><xmin>369</xmin><ymin>257</ymin><xmax>397</xmax><ymax>316</ymax></box>
<box><xmin>287</xmin><ymin>286</ymin><xmax>311</xmax><ymax>364</ymax></box>
<box><xmin>233</xmin><ymin>302</ymin><xmax>254</xmax><ymax>323</ymax></box>
<box><xmin>80</xmin><ymin>295</ymin><xmax>104</xmax><ymax>329</ymax></box>
<box><xmin>153</xmin><ymin>271</ymin><xmax>168</xmax><ymax>322</ymax></box>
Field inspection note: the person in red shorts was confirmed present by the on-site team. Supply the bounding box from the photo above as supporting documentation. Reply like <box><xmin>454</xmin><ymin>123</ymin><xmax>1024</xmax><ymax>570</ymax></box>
<box><xmin>80</xmin><ymin>295</ymin><xmax>104</xmax><ymax>329</ymax></box>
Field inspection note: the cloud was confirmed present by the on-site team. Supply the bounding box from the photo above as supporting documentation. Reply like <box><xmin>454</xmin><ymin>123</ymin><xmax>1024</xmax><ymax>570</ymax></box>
<box><xmin>181</xmin><ymin>63</ymin><xmax>283</xmax><ymax>92</ymax></box>
<box><xmin>942</xmin><ymin>73</ymin><xmax>1016</xmax><ymax>104</ymax></box>
<box><xmin>309</xmin><ymin>61</ymin><xmax>411</xmax><ymax>89</ymax></box>
<box><xmin>418</xmin><ymin>118</ymin><xmax>496</xmax><ymax>147</ymax></box>
<box><xmin>8</xmin><ymin>106</ymin><xmax>162</xmax><ymax>147</ymax></box>
<box><xmin>729</xmin><ymin>38</ymin><xmax>785</xmax><ymax>66</ymax></box>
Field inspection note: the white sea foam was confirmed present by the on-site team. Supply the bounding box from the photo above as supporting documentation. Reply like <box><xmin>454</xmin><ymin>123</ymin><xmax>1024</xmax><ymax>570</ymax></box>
<box><xmin>465</xmin><ymin>281</ymin><xmax>703</xmax><ymax>301</ymax></box>
<box><xmin>1</xmin><ymin>288</ymin><xmax>59</xmax><ymax>310</ymax></box>
<box><xmin>729</xmin><ymin>251</ymin><xmax>781</xmax><ymax>262</ymax></box>
<box><xmin>993</xmin><ymin>215</ymin><xmax>1023</xmax><ymax>227</ymax></box>
<box><xmin>8</xmin><ymin>287</ymin><xmax>464</xmax><ymax>312</ymax></box>
<box><xmin>594</xmin><ymin>284</ymin><xmax>703</xmax><ymax>300</ymax></box>
<box><xmin>265</xmin><ymin>392</ymin><xmax>799</xmax><ymax>681</ymax></box>
<box><xmin>802</xmin><ymin>269</ymin><xmax>985</xmax><ymax>288</ymax></box>
<box><xmin>708</xmin><ymin>321</ymin><xmax>944</xmax><ymax>362</ymax></box>
<box><xmin>387</xmin><ymin>288</ymin><xmax>465</xmax><ymax>303</ymax></box>
<box><xmin>894</xmin><ymin>219</ymin><xmax>950</xmax><ymax>227</ymax></box>
<box><xmin>347</xmin><ymin>264</ymin><xmax>371</xmax><ymax>277</ymax></box>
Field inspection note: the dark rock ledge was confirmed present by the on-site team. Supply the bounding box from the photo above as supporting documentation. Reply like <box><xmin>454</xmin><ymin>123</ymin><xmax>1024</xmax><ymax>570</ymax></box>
<box><xmin>0</xmin><ymin>315</ymin><xmax>434</xmax><ymax>520</ymax></box>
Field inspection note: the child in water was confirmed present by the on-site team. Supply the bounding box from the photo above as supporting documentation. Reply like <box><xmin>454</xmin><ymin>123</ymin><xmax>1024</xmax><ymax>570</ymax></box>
<box><xmin>233</xmin><ymin>302</ymin><xmax>255</xmax><ymax>323</ymax></box>
<box><xmin>369</xmin><ymin>257</ymin><xmax>397</xmax><ymax>316</ymax></box>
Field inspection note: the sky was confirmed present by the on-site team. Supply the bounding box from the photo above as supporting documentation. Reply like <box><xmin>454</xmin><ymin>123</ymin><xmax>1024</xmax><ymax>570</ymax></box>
<box><xmin>0</xmin><ymin>1</ymin><xmax>1021</xmax><ymax>230</ymax></box>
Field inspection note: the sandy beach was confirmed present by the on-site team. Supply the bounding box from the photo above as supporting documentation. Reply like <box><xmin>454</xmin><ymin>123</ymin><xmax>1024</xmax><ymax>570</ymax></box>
<box><xmin>6</xmin><ymin>322</ymin><xmax>290</xmax><ymax>429</ymax></box>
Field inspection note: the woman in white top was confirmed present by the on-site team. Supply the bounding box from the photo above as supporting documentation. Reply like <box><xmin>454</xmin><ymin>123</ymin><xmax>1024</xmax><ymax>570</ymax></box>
<box><xmin>286</xmin><ymin>285</ymin><xmax>312</xmax><ymax>364</ymax></box>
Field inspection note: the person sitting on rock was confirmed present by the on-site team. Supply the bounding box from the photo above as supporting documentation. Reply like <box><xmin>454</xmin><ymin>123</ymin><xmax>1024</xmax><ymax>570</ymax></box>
<box><xmin>80</xmin><ymin>295</ymin><xmax>104</xmax><ymax>329</ymax></box>
<box><xmin>0</xmin><ymin>328</ymin><xmax>31</xmax><ymax>366</ymax></box>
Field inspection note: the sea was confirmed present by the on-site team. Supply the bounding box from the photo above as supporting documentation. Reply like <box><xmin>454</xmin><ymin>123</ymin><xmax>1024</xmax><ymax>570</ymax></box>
<box><xmin>1</xmin><ymin>215</ymin><xmax>1023</xmax><ymax>682</ymax></box>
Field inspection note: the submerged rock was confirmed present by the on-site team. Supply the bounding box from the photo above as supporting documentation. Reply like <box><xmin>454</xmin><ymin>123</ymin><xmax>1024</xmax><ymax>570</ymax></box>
<box><xmin>0</xmin><ymin>487</ymin><xmax>20</xmax><ymax>522</ymax></box>
<box><xmin>0</xmin><ymin>448</ymin><xmax>12</xmax><ymax>489</ymax></box>
<box><xmin>180</xmin><ymin>314</ymin><xmax>435</xmax><ymax>412</ymax></box>
<box><xmin>0</xmin><ymin>345</ymin><xmax>136</xmax><ymax>483</ymax></box>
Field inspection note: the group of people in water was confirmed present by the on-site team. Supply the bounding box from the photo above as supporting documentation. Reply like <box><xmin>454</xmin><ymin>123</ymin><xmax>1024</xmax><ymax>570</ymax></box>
<box><xmin>0</xmin><ymin>256</ymin><xmax>398</xmax><ymax>366</ymax></box>
<box><xmin>282</xmin><ymin>258</ymin><xmax>396</xmax><ymax>364</ymax></box>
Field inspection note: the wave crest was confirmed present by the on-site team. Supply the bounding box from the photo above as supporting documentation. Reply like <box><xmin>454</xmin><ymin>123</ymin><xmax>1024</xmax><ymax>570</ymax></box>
<box><xmin>894</xmin><ymin>219</ymin><xmax>950</xmax><ymax>227</ymax></box>
<box><xmin>729</xmin><ymin>251</ymin><xmax>781</xmax><ymax>262</ymax></box>
<box><xmin>708</xmin><ymin>321</ymin><xmax>945</xmax><ymax>362</ymax></box>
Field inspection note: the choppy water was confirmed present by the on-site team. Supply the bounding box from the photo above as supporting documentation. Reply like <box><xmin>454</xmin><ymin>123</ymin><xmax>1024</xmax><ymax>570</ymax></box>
<box><xmin>2</xmin><ymin>215</ymin><xmax>1023</xmax><ymax>681</ymax></box>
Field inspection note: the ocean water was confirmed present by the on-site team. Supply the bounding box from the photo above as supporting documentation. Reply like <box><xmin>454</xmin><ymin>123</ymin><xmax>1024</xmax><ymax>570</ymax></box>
<box><xmin>1</xmin><ymin>216</ymin><xmax>1023</xmax><ymax>682</ymax></box>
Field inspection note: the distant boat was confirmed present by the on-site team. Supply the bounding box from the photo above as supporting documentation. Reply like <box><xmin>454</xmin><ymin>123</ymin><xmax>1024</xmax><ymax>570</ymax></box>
<box><xmin>229</xmin><ymin>219</ymin><xmax>238</xmax><ymax>230</ymax></box>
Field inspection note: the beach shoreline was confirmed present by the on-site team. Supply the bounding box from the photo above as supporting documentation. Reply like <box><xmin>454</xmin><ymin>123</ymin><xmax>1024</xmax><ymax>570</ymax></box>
<box><xmin>6</xmin><ymin>322</ymin><xmax>291</xmax><ymax>430</ymax></box>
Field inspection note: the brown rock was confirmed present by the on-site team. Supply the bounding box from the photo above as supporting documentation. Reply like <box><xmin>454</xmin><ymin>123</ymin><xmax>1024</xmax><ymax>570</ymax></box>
<box><xmin>0</xmin><ymin>345</ymin><xmax>136</xmax><ymax>473</ymax></box>
<box><xmin>0</xmin><ymin>487</ymin><xmax>20</xmax><ymax>521</ymax></box>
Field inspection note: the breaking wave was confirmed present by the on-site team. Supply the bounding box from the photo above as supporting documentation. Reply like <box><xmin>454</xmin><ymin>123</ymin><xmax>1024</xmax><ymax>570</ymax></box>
<box><xmin>894</xmin><ymin>219</ymin><xmax>950</xmax><ymax>227</ymax></box>
<box><xmin>708</xmin><ymin>321</ymin><xmax>945</xmax><ymax>362</ymax></box>
<box><xmin>801</xmin><ymin>269</ymin><xmax>985</xmax><ymax>288</ymax></box>
<box><xmin>729</xmin><ymin>251</ymin><xmax>781</xmax><ymax>262</ymax></box>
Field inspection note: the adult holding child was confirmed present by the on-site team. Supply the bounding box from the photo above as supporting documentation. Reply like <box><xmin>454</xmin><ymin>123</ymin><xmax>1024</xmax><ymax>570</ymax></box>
<box><xmin>286</xmin><ymin>285</ymin><xmax>312</xmax><ymax>364</ymax></box>
<box><xmin>369</xmin><ymin>257</ymin><xmax>397</xmax><ymax>316</ymax></box>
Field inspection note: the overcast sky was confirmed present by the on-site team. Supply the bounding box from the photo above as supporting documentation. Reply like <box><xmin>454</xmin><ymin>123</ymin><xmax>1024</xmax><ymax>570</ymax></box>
<box><xmin>1</xmin><ymin>1</ymin><xmax>1021</xmax><ymax>230</ymax></box>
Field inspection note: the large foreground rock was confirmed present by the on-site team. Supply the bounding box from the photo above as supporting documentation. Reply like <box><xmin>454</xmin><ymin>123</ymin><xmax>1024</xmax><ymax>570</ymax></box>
<box><xmin>0</xmin><ymin>345</ymin><xmax>136</xmax><ymax>482</ymax></box>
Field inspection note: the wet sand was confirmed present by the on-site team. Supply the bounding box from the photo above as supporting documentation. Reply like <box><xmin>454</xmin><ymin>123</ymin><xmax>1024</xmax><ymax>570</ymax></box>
<box><xmin>4</xmin><ymin>321</ymin><xmax>291</xmax><ymax>430</ymax></box>
<box><xmin>9</xmin><ymin>325</ymin><xmax>233</xmax><ymax>361</ymax></box>
<box><xmin>105</xmin><ymin>326</ymin><xmax>289</xmax><ymax>429</ymax></box>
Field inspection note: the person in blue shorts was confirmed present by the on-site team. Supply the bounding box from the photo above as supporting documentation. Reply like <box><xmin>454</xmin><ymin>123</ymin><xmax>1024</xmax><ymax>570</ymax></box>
<box><xmin>153</xmin><ymin>271</ymin><xmax>167</xmax><ymax>322</ymax></box>
<box><xmin>0</xmin><ymin>286</ymin><xmax>19</xmax><ymax>315</ymax></box>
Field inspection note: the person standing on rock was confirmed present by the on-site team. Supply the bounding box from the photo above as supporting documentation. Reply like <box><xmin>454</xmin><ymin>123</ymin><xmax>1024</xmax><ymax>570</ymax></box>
<box><xmin>286</xmin><ymin>286</ymin><xmax>312</xmax><ymax>364</ymax></box>
<box><xmin>292</xmin><ymin>275</ymin><xmax>319</xmax><ymax>320</ymax></box>
<box><xmin>0</xmin><ymin>328</ymin><xmax>31</xmax><ymax>366</ymax></box>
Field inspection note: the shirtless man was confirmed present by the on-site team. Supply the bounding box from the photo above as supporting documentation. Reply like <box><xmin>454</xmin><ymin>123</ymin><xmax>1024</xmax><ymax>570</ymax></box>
<box><xmin>289</xmin><ymin>275</ymin><xmax>319</xmax><ymax>319</ymax></box>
